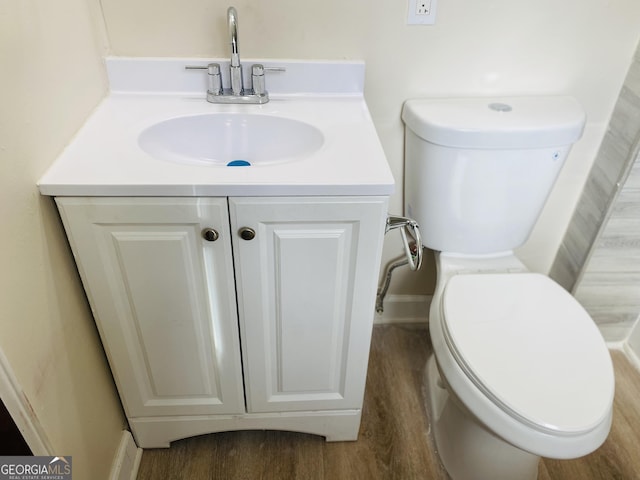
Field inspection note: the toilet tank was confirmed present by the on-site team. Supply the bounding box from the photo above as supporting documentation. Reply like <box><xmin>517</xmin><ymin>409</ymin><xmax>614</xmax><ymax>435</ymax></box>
<box><xmin>402</xmin><ymin>96</ymin><xmax>585</xmax><ymax>254</ymax></box>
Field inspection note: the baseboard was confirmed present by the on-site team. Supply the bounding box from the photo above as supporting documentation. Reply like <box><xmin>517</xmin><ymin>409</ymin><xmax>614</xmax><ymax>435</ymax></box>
<box><xmin>374</xmin><ymin>294</ymin><xmax>430</xmax><ymax>324</ymax></box>
<box><xmin>623</xmin><ymin>342</ymin><xmax>640</xmax><ymax>372</ymax></box>
<box><xmin>110</xmin><ymin>430</ymin><xmax>142</xmax><ymax>480</ymax></box>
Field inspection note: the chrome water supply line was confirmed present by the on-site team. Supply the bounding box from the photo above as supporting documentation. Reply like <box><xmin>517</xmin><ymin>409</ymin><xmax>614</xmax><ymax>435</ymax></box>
<box><xmin>385</xmin><ymin>215</ymin><xmax>423</xmax><ymax>270</ymax></box>
<box><xmin>376</xmin><ymin>215</ymin><xmax>423</xmax><ymax>313</ymax></box>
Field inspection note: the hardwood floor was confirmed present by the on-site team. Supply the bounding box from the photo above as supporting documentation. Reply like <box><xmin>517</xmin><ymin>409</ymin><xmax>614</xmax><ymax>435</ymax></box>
<box><xmin>136</xmin><ymin>325</ymin><xmax>640</xmax><ymax>480</ymax></box>
<box><xmin>539</xmin><ymin>349</ymin><xmax>640</xmax><ymax>480</ymax></box>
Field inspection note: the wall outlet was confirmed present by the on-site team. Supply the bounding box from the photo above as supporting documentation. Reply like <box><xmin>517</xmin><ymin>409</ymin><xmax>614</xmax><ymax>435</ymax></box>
<box><xmin>416</xmin><ymin>0</ymin><xmax>431</xmax><ymax>14</ymax></box>
<box><xmin>407</xmin><ymin>0</ymin><xmax>437</xmax><ymax>25</ymax></box>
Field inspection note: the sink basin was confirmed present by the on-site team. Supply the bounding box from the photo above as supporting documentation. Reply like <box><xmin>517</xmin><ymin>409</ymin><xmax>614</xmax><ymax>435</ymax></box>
<box><xmin>138</xmin><ymin>113</ymin><xmax>324</xmax><ymax>166</ymax></box>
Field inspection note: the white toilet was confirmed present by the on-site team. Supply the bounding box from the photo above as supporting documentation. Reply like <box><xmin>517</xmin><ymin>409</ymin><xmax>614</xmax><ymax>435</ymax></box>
<box><xmin>402</xmin><ymin>96</ymin><xmax>615</xmax><ymax>480</ymax></box>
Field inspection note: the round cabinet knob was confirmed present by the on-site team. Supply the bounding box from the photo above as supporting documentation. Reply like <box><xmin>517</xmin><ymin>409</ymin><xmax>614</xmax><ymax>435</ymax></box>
<box><xmin>202</xmin><ymin>228</ymin><xmax>219</xmax><ymax>242</ymax></box>
<box><xmin>238</xmin><ymin>227</ymin><xmax>256</xmax><ymax>241</ymax></box>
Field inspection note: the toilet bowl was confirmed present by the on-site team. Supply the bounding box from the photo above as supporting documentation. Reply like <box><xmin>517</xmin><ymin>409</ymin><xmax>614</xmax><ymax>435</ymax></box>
<box><xmin>426</xmin><ymin>253</ymin><xmax>614</xmax><ymax>480</ymax></box>
<box><xmin>402</xmin><ymin>96</ymin><xmax>615</xmax><ymax>480</ymax></box>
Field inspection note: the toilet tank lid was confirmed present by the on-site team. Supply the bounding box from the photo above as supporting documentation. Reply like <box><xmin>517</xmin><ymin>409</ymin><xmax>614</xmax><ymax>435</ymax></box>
<box><xmin>402</xmin><ymin>96</ymin><xmax>585</xmax><ymax>149</ymax></box>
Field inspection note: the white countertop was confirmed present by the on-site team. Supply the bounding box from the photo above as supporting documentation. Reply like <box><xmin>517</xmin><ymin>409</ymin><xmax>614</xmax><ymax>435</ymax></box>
<box><xmin>38</xmin><ymin>58</ymin><xmax>395</xmax><ymax>197</ymax></box>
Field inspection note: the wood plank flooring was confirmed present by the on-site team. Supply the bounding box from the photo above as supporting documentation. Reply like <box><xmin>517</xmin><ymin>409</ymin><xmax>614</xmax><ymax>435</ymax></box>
<box><xmin>136</xmin><ymin>325</ymin><xmax>640</xmax><ymax>480</ymax></box>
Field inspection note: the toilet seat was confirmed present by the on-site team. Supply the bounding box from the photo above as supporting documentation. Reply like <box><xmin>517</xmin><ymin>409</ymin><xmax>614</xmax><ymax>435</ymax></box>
<box><xmin>441</xmin><ymin>273</ymin><xmax>614</xmax><ymax>436</ymax></box>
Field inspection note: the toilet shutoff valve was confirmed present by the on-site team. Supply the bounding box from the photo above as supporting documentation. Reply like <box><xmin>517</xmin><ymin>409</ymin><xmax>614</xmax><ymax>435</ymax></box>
<box><xmin>385</xmin><ymin>215</ymin><xmax>423</xmax><ymax>271</ymax></box>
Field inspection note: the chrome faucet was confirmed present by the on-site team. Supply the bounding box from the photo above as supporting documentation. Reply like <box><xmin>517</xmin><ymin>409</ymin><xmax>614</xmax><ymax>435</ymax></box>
<box><xmin>185</xmin><ymin>6</ymin><xmax>285</xmax><ymax>104</ymax></box>
<box><xmin>227</xmin><ymin>6</ymin><xmax>243</xmax><ymax>95</ymax></box>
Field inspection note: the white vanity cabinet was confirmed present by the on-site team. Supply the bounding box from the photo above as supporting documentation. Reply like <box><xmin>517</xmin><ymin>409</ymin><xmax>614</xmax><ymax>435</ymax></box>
<box><xmin>56</xmin><ymin>196</ymin><xmax>388</xmax><ymax>448</ymax></box>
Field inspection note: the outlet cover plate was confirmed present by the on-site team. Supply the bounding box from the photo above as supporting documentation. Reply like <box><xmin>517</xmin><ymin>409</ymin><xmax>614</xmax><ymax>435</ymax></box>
<box><xmin>407</xmin><ymin>0</ymin><xmax>437</xmax><ymax>25</ymax></box>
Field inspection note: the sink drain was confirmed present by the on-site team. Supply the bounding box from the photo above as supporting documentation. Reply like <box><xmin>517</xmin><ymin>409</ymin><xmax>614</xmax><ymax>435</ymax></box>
<box><xmin>227</xmin><ymin>159</ymin><xmax>251</xmax><ymax>166</ymax></box>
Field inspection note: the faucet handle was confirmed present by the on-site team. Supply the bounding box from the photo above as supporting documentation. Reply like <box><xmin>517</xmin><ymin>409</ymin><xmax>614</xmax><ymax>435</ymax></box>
<box><xmin>251</xmin><ymin>64</ymin><xmax>266</xmax><ymax>95</ymax></box>
<box><xmin>251</xmin><ymin>64</ymin><xmax>286</xmax><ymax>96</ymax></box>
<box><xmin>205</xmin><ymin>63</ymin><xmax>223</xmax><ymax>95</ymax></box>
<box><xmin>185</xmin><ymin>63</ymin><xmax>222</xmax><ymax>96</ymax></box>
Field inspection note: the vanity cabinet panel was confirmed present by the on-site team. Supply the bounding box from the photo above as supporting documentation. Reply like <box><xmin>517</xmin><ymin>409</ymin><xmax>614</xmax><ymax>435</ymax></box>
<box><xmin>229</xmin><ymin>197</ymin><xmax>388</xmax><ymax>413</ymax></box>
<box><xmin>55</xmin><ymin>198</ymin><xmax>245</xmax><ymax>418</ymax></box>
<box><xmin>55</xmin><ymin>195</ymin><xmax>388</xmax><ymax>446</ymax></box>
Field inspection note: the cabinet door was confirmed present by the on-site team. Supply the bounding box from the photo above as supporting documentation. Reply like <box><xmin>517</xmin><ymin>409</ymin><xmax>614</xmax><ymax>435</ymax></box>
<box><xmin>56</xmin><ymin>198</ymin><xmax>245</xmax><ymax>418</ymax></box>
<box><xmin>229</xmin><ymin>196</ymin><xmax>388</xmax><ymax>413</ymax></box>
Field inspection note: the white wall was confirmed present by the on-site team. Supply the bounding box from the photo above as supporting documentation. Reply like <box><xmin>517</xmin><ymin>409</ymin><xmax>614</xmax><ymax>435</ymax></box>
<box><xmin>97</xmin><ymin>0</ymin><xmax>640</xmax><ymax>294</ymax></box>
<box><xmin>0</xmin><ymin>0</ymin><xmax>126</xmax><ymax>477</ymax></box>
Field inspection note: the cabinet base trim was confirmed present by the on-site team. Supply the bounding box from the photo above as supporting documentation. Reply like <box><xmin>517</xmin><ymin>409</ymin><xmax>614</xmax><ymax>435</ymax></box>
<box><xmin>129</xmin><ymin>410</ymin><xmax>362</xmax><ymax>448</ymax></box>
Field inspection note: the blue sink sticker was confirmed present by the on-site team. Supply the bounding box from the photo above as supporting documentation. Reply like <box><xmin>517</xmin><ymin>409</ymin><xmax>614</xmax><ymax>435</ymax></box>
<box><xmin>227</xmin><ymin>159</ymin><xmax>251</xmax><ymax>166</ymax></box>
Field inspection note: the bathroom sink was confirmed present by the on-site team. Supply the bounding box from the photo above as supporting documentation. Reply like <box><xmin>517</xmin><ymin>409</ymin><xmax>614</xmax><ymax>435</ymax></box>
<box><xmin>38</xmin><ymin>58</ymin><xmax>396</xmax><ymax>197</ymax></box>
<box><xmin>138</xmin><ymin>113</ymin><xmax>324</xmax><ymax>166</ymax></box>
